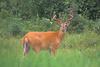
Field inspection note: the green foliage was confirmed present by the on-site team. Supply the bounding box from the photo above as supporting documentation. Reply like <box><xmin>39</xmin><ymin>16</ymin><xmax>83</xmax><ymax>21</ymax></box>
<box><xmin>76</xmin><ymin>0</ymin><xmax>100</xmax><ymax>20</ymax></box>
<box><xmin>0</xmin><ymin>0</ymin><xmax>100</xmax><ymax>36</ymax></box>
<box><xmin>0</xmin><ymin>0</ymin><xmax>68</xmax><ymax>19</ymax></box>
<box><xmin>0</xmin><ymin>9</ymin><xmax>11</xmax><ymax>19</ymax></box>
<box><xmin>0</xmin><ymin>0</ymin><xmax>100</xmax><ymax>20</ymax></box>
<box><xmin>8</xmin><ymin>22</ymin><xmax>22</xmax><ymax>36</ymax></box>
<box><xmin>0</xmin><ymin>0</ymin><xmax>100</xmax><ymax>35</ymax></box>
<box><xmin>0</xmin><ymin>17</ymin><xmax>23</xmax><ymax>37</ymax></box>
<box><xmin>68</xmin><ymin>14</ymin><xmax>87</xmax><ymax>33</ymax></box>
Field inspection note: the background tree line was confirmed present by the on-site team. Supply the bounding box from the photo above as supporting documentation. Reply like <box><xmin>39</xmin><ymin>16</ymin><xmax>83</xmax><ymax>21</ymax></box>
<box><xmin>0</xmin><ymin>0</ymin><xmax>100</xmax><ymax>36</ymax></box>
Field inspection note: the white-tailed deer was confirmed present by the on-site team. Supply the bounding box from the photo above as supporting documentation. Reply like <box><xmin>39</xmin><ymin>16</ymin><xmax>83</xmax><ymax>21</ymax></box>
<box><xmin>21</xmin><ymin>9</ymin><xmax>74</xmax><ymax>56</ymax></box>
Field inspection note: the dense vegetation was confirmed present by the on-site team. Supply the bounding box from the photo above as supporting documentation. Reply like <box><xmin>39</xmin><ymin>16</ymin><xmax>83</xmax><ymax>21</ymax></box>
<box><xmin>0</xmin><ymin>0</ymin><xmax>100</xmax><ymax>67</ymax></box>
<box><xmin>0</xmin><ymin>0</ymin><xmax>100</xmax><ymax>36</ymax></box>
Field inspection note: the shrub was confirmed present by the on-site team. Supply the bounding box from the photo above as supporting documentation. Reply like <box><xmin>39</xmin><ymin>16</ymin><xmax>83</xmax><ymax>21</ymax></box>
<box><xmin>7</xmin><ymin>18</ymin><xmax>24</xmax><ymax>36</ymax></box>
<box><xmin>0</xmin><ymin>9</ymin><xmax>12</xmax><ymax>19</ymax></box>
<box><xmin>0</xmin><ymin>17</ymin><xmax>23</xmax><ymax>37</ymax></box>
<box><xmin>8</xmin><ymin>23</ymin><xmax>21</xmax><ymax>36</ymax></box>
<box><xmin>68</xmin><ymin>14</ymin><xmax>88</xmax><ymax>33</ymax></box>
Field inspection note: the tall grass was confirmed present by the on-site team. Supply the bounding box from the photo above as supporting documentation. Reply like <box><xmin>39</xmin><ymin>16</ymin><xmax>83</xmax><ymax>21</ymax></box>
<box><xmin>0</xmin><ymin>32</ymin><xmax>100</xmax><ymax>67</ymax></box>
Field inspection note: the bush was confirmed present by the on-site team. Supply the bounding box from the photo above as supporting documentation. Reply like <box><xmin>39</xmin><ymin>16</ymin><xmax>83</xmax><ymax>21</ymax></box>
<box><xmin>7</xmin><ymin>18</ymin><xmax>24</xmax><ymax>36</ymax></box>
<box><xmin>68</xmin><ymin>14</ymin><xmax>88</xmax><ymax>33</ymax></box>
<box><xmin>0</xmin><ymin>9</ymin><xmax>12</xmax><ymax>19</ymax></box>
<box><xmin>8</xmin><ymin>23</ymin><xmax>21</xmax><ymax>36</ymax></box>
<box><xmin>0</xmin><ymin>17</ymin><xmax>24</xmax><ymax>37</ymax></box>
<box><xmin>67</xmin><ymin>14</ymin><xmax>100</xmax><ymax>34</ymax></box>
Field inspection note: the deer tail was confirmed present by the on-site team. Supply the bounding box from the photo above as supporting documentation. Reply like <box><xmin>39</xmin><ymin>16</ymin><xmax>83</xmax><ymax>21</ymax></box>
<box><xmin>21</xmin><ymin>37</ymin><xmax>30</xmax><ymax>56</ymax></box>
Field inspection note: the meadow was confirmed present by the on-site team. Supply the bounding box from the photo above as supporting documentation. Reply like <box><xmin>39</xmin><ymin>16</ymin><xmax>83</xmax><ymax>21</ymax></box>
<box><xmin>0</xmin><ymin>32</ymin><xmax>100</xmax><ymax>67</ymax></box>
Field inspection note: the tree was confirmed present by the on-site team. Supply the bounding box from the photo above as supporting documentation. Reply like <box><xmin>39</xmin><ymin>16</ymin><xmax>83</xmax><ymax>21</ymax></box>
<box><xmin>76</xmin><ymin>0</ymin><xmax>100</xmax><ymax>20</ymax></box>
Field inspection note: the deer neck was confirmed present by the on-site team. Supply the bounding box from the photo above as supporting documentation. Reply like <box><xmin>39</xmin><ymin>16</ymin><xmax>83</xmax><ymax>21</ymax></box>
<box><xmin>57</xmin><ymin>30</ymin><xmax>64</xmax><ymax>41</ymax></box>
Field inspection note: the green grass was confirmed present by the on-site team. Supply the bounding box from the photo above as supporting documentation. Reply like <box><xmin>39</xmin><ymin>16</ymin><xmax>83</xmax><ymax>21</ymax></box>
<box><xmin>0</xmin><ymin>32</ymin><xmax>100</xmax><ymax>67</ymax></box>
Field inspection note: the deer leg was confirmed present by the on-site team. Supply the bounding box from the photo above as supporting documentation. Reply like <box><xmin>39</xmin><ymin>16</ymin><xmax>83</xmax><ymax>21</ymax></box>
<box><xmin>50</xmin><ymin>43</ymin><xmax>59</xmax><ymax>55</ymax></box>
<box><xmin>50</xmin><ymin>47</ymin><xmax>56</xmax><ymax>55</ymax></box>
<box><xmin>34</xmin><ymin>47</ymin><xmax>41</xmax><ymax>54</ymax></box>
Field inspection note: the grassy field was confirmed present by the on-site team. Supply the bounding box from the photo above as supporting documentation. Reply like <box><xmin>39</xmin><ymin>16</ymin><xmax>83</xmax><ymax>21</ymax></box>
<box><xmin>0</xmin><ymin>32</ymin><xmax>100</xmax><ymax>67</ymax></box>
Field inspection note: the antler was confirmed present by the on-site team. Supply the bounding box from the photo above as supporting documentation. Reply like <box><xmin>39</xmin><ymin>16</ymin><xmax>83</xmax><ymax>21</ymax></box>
<box><xmin>65</xmin><ymin>8</ymin><xmax>74</xmax><ymax>26</ymax></box>
<box><xmin>67</xmin><ymin>9</ymin><xmax>74</xmax><ymax>21</ymax></box>
<box><xmin>52</xmin><ymin>15</ymin><xmax>62</xmax><ymax>25</ymax></box>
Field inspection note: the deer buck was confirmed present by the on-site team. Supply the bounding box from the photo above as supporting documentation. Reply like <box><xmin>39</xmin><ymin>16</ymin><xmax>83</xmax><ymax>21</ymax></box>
<box><xmin>21</xmin><ymin>9</ymin><xmax>74</xmax><ymax>56</ymax></box>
